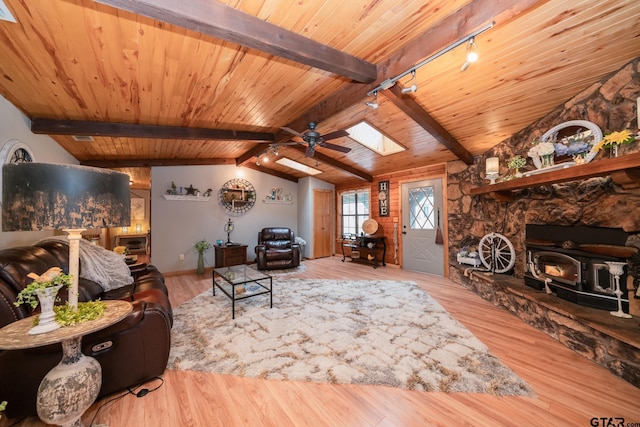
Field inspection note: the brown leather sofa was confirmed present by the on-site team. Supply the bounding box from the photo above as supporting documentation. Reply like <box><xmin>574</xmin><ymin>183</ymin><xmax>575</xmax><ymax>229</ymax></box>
<box><xmin>255</xmin><ymin>227</ymin><xmax>301</xmax><ymax>270</ymax></box>
<box><xmin>0</xmin><ymin>240</ymin><xmax>173</xmax><ymax>419</ymax></box>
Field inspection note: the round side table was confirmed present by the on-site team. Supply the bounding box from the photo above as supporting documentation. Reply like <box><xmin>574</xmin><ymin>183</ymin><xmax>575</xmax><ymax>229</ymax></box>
<box><xmin>0</xmin><ymin>300</ymin><xmax>132</xmax><ymax>427</ymax></box>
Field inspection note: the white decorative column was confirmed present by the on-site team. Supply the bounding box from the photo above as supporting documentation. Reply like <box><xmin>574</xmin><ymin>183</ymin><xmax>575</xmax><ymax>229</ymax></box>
<box><xmin>606</xmin><ymin>261</ymin><xmax>632</xmax><ymax>319</ymax></box>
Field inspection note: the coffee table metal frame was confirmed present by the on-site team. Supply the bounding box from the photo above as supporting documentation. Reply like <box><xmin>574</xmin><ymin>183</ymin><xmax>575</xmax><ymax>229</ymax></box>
<box><xmin>212</xmin><ymin>264</ymin><xmax>273</xmax><ymax>318</ymax></box>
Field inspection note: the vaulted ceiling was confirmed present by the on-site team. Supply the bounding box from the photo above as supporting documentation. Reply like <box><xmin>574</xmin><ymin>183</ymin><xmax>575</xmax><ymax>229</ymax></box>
<box><xmin>0</xmin><ymin>0</ymin><xmax>638</xmax><ymax>189</ymax></box>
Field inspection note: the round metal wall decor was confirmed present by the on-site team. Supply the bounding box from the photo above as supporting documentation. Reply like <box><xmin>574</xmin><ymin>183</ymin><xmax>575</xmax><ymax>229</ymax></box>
<box><xmin>218</xmin><ymin>178</ymin><xmax>256</xmax><ymax>215</ymax></box>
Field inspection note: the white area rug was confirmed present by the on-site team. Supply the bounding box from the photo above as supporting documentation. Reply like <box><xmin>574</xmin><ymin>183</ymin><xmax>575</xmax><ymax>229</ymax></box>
<box><xmin>247</xmin><ymin>263</ymin><xmax>306</xmax><ymax>276</ymax></box>
<box><xmin>168</xmin><ymin>279</ymin><xmax>534</xmax><ymax>396</ymax></box>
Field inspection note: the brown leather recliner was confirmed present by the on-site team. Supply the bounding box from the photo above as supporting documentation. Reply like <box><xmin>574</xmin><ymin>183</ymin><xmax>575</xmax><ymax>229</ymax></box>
<box><xmin>0</xmin><ymin>240</ymin><xmax>172</xmax><ymax>419</ymax></box>
<box><xmin>255</xmin><ymin>227</ymin><xmax>300</xmax><ymax>270</ymax></box>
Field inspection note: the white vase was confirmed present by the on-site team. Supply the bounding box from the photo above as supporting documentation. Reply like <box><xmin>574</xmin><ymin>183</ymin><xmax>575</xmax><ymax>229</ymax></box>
<box><xmin>529</xmin><ymin>154</ymin><xmax>542</xmax><ymax>169</ymax></box>
<box><xmin>29</xmin><ymin>285</ymin><xmax>63</xmax><ymax>335</ymax></box>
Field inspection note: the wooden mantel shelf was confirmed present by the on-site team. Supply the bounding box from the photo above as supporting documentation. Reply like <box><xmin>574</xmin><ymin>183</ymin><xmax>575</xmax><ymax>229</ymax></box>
<box><xmin>470</xmin><ymin>151</ymin><xmax>640</xmax><ymax>200</ymax></box>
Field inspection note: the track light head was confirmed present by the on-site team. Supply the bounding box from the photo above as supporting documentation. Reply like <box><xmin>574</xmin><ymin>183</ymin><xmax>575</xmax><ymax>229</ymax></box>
<box><xmin>365</xmin><ymin>91</ymin><xmax>379</xmax><ymax>109</ymax></box>
<box><xmin>401</xmin><ymin>84</ymin><xmax>417</xmax><ymax>94</ymax></box>
<box><xmin>400</xmin><ymin>70</ymin><xmax>418</xmax><ymax>94</ymax></box>
<box><xmin>461</xmin><ymin>38</ymin><xmax>479</xmax><ymax>72</ymax></box>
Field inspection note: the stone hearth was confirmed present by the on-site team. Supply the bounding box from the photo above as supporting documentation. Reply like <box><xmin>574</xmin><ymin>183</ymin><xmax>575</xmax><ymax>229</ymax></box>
<box><xmin>450</xmin><ymin>266</ymin><xmax>640</xmax><ymax>388</ymax></box>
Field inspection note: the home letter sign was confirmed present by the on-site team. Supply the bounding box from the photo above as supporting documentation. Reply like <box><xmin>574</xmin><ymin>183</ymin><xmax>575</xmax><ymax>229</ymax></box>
<box><xmin>378</xmin><ymin>180</ymin><xmax>389</xmax><ymax>217</ymax></box>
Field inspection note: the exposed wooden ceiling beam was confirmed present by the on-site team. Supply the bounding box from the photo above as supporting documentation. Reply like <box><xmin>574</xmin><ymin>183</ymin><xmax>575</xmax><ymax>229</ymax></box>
<box><xmin>81</xmin><ymin>158</ymin><xmax>236</xmax><ymax>168</ymax></box>
<box><xmin>386</xmin><ymin>85</ymin><xmax>474</xmax><ymax>165</ymax></box>
<box><xmin>242</xmin><ymin>163</ymin><xmax>299</xmax><ymax>183</ymax></box>
<box><xmin>31</xmin><ymin>118</ymin><xmax>275</xmax><ymax>142</ymax></box>
<box><xmin>281</xmin><ymin>0</ymin><xmax>544</xmax><ymax>134</ymax></box>
<box><xmin>94</xmin><ymin>0</ymin><xmax>377</xmax><ymax>83</ymax></box>
<box><xmin>290</xmin><ymin>146</ymin><xmax>372</xmax><ymax>182</ymax></box>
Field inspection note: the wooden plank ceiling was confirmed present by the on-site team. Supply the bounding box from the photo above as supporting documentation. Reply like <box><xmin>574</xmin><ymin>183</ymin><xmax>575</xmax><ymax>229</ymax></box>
<box><xmin>0</xmin><ymin>0</ymin><xmax>638</xmax><ymax>189</ymax></box>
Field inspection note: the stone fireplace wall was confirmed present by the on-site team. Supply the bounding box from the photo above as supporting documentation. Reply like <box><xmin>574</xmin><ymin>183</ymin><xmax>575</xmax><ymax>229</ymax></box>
<box><xmin>447</xmin><ymin>58</ymin><xmax>640</xmax><ymax>281</ymax></box>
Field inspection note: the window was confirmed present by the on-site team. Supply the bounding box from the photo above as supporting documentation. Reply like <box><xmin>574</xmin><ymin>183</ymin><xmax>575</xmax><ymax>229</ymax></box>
<box><xmin>346</xmin><ymin>121</ymin><xmax>406</xmax><ymax>156</ymax></box>
<box><xmin>341</xmin><ymin>190</ymin><xmax>369</xmax><ymax>235</ymax></box>
<box><xmin>408</xmin><ymin>185</ymin><xmax>435</xmax><ymax>230</ymax></box>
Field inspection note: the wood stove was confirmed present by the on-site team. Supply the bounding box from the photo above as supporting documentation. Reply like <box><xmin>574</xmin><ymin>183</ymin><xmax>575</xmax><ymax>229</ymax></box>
<box><xmin>524</xmin><ymin>225</ymin><xmax>633</xmax><ymax>312</ymax></box>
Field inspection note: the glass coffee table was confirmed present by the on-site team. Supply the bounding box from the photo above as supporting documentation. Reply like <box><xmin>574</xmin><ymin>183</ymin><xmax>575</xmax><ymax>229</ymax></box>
<box><xmin>212</xmin><ymin>264</ymin><xmax>272</xmax><ymax>318</ymax></box>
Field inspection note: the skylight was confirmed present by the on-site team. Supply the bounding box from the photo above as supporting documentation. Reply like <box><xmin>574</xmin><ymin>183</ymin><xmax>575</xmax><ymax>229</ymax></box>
<box><xmin>346</xmin><ymin>121</ymin><xmax>406</xmax><ymax>156</ymax></box>
<box><xmin>276</xmin><ymin>157</ymin><xmax>322</xmax><ymax>175</ymax></box>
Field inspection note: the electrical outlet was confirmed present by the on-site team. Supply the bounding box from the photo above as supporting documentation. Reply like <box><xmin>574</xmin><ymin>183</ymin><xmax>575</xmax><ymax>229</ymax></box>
<box><xmin>179</xmin><ymin>254</ymin><xmax>184</xmax><ymax>261</ymax></box>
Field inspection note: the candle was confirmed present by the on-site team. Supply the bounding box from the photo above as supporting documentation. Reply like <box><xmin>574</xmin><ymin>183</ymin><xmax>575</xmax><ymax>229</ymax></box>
<box><xmin>486</xmin><ymin>157</ymin><xmax>499</xmax><ymax>175</ymax></box>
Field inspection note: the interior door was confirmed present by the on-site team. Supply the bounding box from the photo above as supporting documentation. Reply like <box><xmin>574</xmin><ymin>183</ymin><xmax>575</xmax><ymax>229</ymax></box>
<box><xmin>312</xmin><ymin>189</ymin><xmax>332</xmax><ymax>258</ymax></box>
<box><xmin>401</xmin><ymin>178</ymin><xmax>444</xmax><ymax>275</ymax></box>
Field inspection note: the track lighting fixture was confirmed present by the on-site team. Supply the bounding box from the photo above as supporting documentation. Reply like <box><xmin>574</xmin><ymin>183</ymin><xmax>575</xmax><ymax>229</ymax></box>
<box><xmin>366</xmin><ymin>21</ymin><xmax>494</xmax><ymax>97</ymax></box>
<box><xmin>460</xmin><ymin>37</ymin><xmax>479</xmax><ymax>72</ymax></box>
<box><xmin>365</xmin><ymin>91</ymin><xmax>379</xmax><ymax>109</ymax></box>
<box><xmin>401</xmin><ymin>70</ymin><xmax>418</xmax><ymax>94</ymax></box>
<box><xmin>256</xmin><ymin>145</ymin><xmax>282</xmax><ymax>166</ymax></box>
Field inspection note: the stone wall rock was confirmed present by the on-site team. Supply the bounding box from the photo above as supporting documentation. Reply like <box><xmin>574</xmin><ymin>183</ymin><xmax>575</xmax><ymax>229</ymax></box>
<box><xmin>447</xmin><ymin>58</ymin><xmax>640</xmax><ymax>387</ymax></box>
<box><xmin>448</xmin><ymin>58</ymin><xmax>640</xmax><ymax>279</ymax></box>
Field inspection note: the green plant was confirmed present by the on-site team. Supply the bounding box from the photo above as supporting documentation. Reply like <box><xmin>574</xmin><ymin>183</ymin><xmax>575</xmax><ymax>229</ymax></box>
<box><xmin>14</xmin><ymin>270</ymin><xmax>72</xmax><ymax>310</ymax></box>
<box><xmin>507</xmin><ymin>155</ymin><xmax>526</xmax><ymax>170</ymax></box>
<box><xmin>194</xmin><ymin>239</ymin><xmax>212</xmax><ymax>254</ymax></box>
<box><xmin>53</xmin><ymin>300</ymin><xmax>106</xmax><ymax>326</ymax></box>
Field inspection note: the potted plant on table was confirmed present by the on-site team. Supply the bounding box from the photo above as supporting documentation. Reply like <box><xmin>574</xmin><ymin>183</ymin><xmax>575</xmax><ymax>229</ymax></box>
<box><xmin>14</xmin><ymin>267</ymin><xmax>106</xmax><ymax>335</ymax></box>
<box><xmin>194</xmin><ymin>239</ymin><xmax>212</xmax><ymax>275</ymax></box>
<box><xmin>14</xmin><ymin>267</ymin><xmax>71</xmax><ymax>335</ymax></box>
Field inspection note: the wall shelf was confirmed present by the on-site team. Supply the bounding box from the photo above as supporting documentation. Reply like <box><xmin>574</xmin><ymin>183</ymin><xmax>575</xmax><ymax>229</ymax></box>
<box><xmin>163</xmin><ymin>194</ymin><xmax>210</xmax><ymax>201</ymax></box>
<box><xmin>263</xmin><ymin>199</ymin><xmax>293</xmax><ymax>205</ymax></box>
<box><xmin>470</xmin><ymin>151</ymin><xmax>640</xmax><ymax>200</ymax></box>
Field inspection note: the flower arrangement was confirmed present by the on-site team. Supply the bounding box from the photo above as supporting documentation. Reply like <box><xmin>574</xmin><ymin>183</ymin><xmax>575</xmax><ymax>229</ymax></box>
<box><xmin>113</xmin><ymin>245</ymin><xmax>130</xmax><ymax>255</ymax></box>
<box><xmin>594</xmin><ymin>129</ymin><xmax>635</xmax><ymax>151</ymax></box>
<box><xmin>194</xmin><ymin>239</ymin><xmax>212</xmax><ymax>254</ymax></box>
<box><xmin>527</xmin><ymin>140</ymin><xmax>555</xmax><ymax>157</ymax></box>
<box><xmin>507</xmin><ymin>155</ymin><xmax>527</xmax><ymax>170</ymax></box>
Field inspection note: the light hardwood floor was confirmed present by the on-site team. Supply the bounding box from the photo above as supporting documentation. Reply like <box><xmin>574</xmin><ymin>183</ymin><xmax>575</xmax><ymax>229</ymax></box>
<box><xmin>6</xmin><ymin>256</ymin><xmax>640</xmax><ymax>426</ymax></box>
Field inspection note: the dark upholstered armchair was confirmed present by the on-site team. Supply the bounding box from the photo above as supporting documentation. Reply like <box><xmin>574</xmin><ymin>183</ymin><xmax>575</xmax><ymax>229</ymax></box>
<box><xmin>255</xmin><ymin>227</ymin><xmax>301</xmax><ymax>270</ymax></box>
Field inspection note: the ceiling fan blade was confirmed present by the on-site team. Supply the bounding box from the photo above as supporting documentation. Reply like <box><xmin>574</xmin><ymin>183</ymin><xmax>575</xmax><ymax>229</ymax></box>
<box><xmin>320</xmin><ymin>142</ymin><xmax>352</xmax><ymax>153</ymax></box>
<box><xmin>281</xmin><ymin>126</ymin><xmax>305</xmax><ymax>138</ymax></box>
<box><xmin>320</xmin><ymin>129</ymin><xmax>349</xmax><ymax>141</ymax></box>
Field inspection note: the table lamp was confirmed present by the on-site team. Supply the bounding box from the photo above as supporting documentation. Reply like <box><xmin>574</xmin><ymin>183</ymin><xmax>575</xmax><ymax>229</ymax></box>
<box><xmin>224</xmin><ymin>218</ymin><xmax>234</xmax><ymax>244</ymax></box>
<box><xmin>2</xmin><ymin>163</ymin><xmax>131</xmax><ymax>309</ymax></box>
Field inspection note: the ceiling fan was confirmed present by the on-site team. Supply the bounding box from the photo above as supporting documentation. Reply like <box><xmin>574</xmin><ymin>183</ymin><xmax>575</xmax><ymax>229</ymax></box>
<box><xmin>281</xmin><ymin>122</ymin><xmax>351</xmax><ymax>157</ymax></box>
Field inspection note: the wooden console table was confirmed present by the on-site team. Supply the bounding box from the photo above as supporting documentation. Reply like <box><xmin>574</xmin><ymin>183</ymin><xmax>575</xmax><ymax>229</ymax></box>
<box><xmin>341</xmin><ymin>234</ymin><xmax>386</xmax><ymax>269</ymax></box>
<box><xmin>115</xmin><ymin>233</ymin><xmax>149</xmax><ymax>254</ymax></box>
<box><xmin>214</xmin><ymin>244</ymin><xmax>248</xmax><ymax>268</ymax></box>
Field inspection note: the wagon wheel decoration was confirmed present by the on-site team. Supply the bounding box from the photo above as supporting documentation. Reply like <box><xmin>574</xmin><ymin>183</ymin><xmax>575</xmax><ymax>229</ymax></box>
<box><xmin>478</xmin><ymin>232</ymin><xmax>516</xmax><ymax>273</ymax></box>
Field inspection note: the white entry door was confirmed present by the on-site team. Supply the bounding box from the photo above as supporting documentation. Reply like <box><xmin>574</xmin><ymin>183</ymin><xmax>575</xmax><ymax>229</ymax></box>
<box><xmin>401</xmin><ymin>178</ymin><xmax>444</xmax><ymax>275</ymax></box>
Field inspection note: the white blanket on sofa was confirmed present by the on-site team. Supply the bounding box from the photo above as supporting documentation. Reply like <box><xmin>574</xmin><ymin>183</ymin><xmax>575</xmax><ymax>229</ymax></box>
<box><xmin>35</xmin><ymin>237</ymin><xmax>133</xmax><ymax>292</ymax></box>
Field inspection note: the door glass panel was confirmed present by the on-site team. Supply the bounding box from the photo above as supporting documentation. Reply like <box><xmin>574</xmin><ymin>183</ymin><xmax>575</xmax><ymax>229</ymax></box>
<box><xmin>408</xmin><ymin>186</ymin><xmax>435</xmax><ymax>230</ymax></box>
